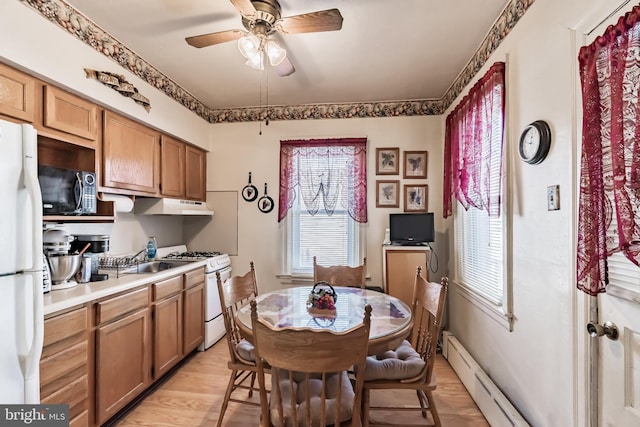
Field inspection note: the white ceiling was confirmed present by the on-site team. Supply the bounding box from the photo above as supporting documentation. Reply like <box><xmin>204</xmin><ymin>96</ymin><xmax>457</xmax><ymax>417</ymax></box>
<box><xmin>63</xmin><ymin>0</ymin><xmax>511</xmax><ymax>111</ymax></box>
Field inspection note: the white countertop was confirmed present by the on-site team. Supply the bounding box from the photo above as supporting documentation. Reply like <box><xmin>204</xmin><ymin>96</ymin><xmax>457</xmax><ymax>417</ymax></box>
<box><xmin>43</xmin><ymin>259</ymin><xmax>208</xmax><ymax>315</ymax></box>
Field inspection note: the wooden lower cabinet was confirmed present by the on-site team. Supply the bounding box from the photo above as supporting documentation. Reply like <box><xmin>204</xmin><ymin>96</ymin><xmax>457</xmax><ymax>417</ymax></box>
<box><xmin>152</xmin><ymin>275</ymin><xmax>183</xmax><ymax>379</ymax></box>
<box><xmin>383</xmin><ymin>245</ymin><xmax>430</xmax><ymax>308</ymax></box>
<box><xmin>42</xmin><ymin>266</ymin><xmax>206</xmax><ymax>426</ymax></box>
<box><xmin>95</xmin><ymin>287</ymin><xmax>151</xmax><ymax>425</ymax></box>
<box><xmin>40</xmin><ymin>306</ymin><xmax>90</xmax><ymax>427</ymax></box>
<box><xmin>183</xmin><ymin>268</ymin><xmax>205</xmax><ymax>353</ymax></box>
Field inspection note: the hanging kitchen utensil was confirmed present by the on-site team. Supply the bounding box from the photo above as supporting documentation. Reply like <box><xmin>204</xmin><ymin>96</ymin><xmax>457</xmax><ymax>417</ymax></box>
<box><xmin>242</xmin><ymin>172</ymin><xmax>258</xmax><ymax>202</ymax></box>
<box><xmin>258</xmin><ymin>183</ymin><xmax>274</xmax><ymax>213</ymax></box>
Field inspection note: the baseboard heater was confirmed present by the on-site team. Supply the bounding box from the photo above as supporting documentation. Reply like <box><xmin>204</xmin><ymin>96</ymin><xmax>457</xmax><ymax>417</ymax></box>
<box><xmin>442</xmin><ymin>331</ymin><xmax>530</xmax><ymax>426</ymax></box>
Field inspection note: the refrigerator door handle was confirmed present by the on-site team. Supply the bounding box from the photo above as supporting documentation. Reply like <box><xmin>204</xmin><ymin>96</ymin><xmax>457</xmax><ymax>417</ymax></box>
<box><xmin>22</xmin><ymin>124</ymin><xmax>44</xmax><ymax>403</ymax></box>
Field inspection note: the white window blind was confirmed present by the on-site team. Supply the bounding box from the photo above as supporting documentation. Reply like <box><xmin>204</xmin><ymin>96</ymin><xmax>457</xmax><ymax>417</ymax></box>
<box><xmin>453</xmin><ymin>77</ymin><xmax>505</xmax><ymax>305</ymax></box>
<box><xmin>607</xmin><ymin>215</ymin><xmax>640</xmax><ymax>292</ymax></box>
<box><xmin>286</xmin><ymin>150</ymin><xmax>362</xmax><ymax>276</ymax></box>
<box><xmin>456</xmin><ymin>206</ymin><xmax>504</xmax><ymax>304</ymax></box>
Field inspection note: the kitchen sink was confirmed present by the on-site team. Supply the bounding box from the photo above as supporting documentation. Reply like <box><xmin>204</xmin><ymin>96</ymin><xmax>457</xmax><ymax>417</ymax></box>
<box><xmin>123</xmin><ymin>260</ymin><xmax>190</xmax><ymax>274</ymax></box>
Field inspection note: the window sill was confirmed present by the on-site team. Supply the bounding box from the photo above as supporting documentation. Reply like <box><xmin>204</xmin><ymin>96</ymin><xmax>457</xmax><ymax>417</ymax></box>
<box><xmin>453</xmin><ymin>280</ymin><xmax>514</xmax><ymax>331</ymax></box>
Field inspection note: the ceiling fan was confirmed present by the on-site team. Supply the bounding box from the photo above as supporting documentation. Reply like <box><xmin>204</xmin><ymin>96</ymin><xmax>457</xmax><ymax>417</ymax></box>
<box><xmin>185</xmin><ymin>0</ymin><xmax>343</xmax><ymax>76</ymax></box>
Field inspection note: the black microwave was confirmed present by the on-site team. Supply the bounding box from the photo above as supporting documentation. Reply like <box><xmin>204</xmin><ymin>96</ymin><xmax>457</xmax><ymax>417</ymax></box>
<box><xmin>38</xmin><ymin>165</ymin><xmax>97</xmax><ymax>215</ymax></box>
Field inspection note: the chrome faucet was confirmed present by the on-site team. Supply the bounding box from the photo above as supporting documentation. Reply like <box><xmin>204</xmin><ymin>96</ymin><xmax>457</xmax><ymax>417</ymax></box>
<box><xmin>129</xmin><ymin>247</ymin><xmax>148</xmax><ymax>262</ymax></box>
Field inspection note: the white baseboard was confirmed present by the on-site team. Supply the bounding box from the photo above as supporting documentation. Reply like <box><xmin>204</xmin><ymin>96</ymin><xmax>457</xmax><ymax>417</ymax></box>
<box><xmin>442</xmin><ymin>331</ymin><xmax>530</xmax><ymax>426</ymax></box>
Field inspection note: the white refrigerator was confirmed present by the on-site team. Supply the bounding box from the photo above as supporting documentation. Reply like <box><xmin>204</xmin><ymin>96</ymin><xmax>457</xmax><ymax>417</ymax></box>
<box><xmin>0</xmin><ymin>118</ymin><xmax>44</xmax><ymax>404</ymax></box>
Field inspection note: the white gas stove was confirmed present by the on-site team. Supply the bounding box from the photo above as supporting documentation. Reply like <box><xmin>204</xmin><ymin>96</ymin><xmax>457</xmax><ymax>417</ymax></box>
<box><xmin>158</xmin><ymin>245</ymin><xmax>230</xmax><ymax>350</ymax></box>
<box><xmin>159</xmin><ymin>248</ymin><xmax>230</xmax><ymax>274</ymax></box>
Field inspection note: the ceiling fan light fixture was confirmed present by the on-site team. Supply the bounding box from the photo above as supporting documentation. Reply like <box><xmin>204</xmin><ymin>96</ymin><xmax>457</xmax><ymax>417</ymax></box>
<box><xmin>245</xmin><ymin>51</ymin><xmax>265</xmax><ymax>70</ymax></box>
<box><xmin>238</xmin><ymin>33</ymin><xmax>261</xmax><ymax>59</ymax></box>
<box><xmin>264</xmin><ymin>40</ymin><xmax>287</xmax><ymax>66</ymax></box>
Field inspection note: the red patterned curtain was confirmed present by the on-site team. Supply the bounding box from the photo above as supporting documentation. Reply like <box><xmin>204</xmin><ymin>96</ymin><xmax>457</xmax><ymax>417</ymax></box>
<box><xmin>577</xmin><ymin>6</ymin><xmax>640</xmax><ymax>295</ymax></box>
<box><xmin>278</xmin><ymin>138</ymin><xmax>367</xmax><ymax>223</ymax></box>
<box><xmin>443</xmin><ymin>62</ymin><xmax>505</xmax><ymax>218</ymax></box>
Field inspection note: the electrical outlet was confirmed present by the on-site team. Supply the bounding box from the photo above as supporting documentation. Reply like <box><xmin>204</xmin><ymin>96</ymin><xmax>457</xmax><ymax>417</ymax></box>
<box><xmin>547</xmin><ymin>185</ymin><xmax>560</xmax><ymax>211</ymax></box>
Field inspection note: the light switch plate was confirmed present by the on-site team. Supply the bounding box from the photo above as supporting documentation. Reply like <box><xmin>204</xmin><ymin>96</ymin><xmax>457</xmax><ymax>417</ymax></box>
<box><xmin>547</xmin><ymin>185</ymin><xmax>560</xmax><ymax>211</ymax></box>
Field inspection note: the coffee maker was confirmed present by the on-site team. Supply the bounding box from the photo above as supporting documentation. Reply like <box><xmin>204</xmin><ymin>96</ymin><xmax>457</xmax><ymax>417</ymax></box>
<box><xmin>71</xmin><ymin>235</ymin><xmax>110</xmax><ymax>282</ymax></box>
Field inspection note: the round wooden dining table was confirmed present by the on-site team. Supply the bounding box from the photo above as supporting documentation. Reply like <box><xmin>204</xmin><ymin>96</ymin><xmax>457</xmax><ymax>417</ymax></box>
<box><xmin>235</xmin><ymin>286</ymin><xmax>413</xmax><ymax>355</ymax></box>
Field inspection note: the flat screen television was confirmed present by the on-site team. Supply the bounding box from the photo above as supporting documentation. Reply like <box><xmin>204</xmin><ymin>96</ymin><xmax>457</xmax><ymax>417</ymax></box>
<box><xmin>389</xmin><ymin>212</ymin><xmax>435</xmax><ymax>245</ymax></box>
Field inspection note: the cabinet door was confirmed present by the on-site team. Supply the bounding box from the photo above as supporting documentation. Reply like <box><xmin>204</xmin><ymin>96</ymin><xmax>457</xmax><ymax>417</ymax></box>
<box><xmin>95</xmin><ymin>308</ymin><xmax>150</xmax><ymax>425</ymax></box>
<box><xmin>0</xmin><ymin>62</ymin><xmax>35</xmax><ymax>122</ymax></box>
<box><xmin>160</xmin><ymin>135</ymin><xmax>185</xmax><ymax>198</ymax></box>
<box><xmin>185</xmin><ymin>145</ymin><xmax>206</xmax><ymax>201</ymax></box>
<box><xmin>183</xmin><ymin>283</ymin><xmax>205</xmax><ymax>354</ymax></box>
<box><xmin>384</xmin><ymin>249</ymin><xmax>428</xmax><ymax>308</ymax></box>
<box><xmin>153</xmin><ymin>293</ymin><xmax>183</xmax><ymax>379</ymax></box>
<box><xmin>103</xmin><ymin>111</ymin><xmax>159</xmax><ymax>194</ymax></box>
<box><xmin>43</xmin><ymin>85</ymin><xmax>98</xmax><ymax>143</ymax></box>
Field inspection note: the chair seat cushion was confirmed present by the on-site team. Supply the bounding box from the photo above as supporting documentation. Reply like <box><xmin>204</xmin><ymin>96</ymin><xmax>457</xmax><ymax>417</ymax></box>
<box><xmin>270</xmin><ymin>370</ymin><xmax>354</xmax><ymax>426</ymax></box>
<box><xmin>364</xmin><ymin>340</ymin><xmax>425</xmax><ymax>381</ymax></box>
<box><xmin>236</xmin><ymin>339</ymin><xmax>256</xmax><ymax>362</ymax></box>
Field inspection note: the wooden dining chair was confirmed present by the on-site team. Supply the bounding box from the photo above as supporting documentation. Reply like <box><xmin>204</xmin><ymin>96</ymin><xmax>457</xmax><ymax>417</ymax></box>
<box><xmin>362</xmin><ymin>268</ymin><xmax>448</xmax><ymax>427</ymax></box>
<box><xmin>313</xmin><ymin>256</ymin><xmax>367</xmax><ymax>288</ymax></box>
<box><xmin>216</xmin><ymin>261</ymin><xmax>266</xmax><ymax>427</ymax></box>
<box><xmin>251</xmin><ymin>299</ymin><xmax>372</xmax><ymax>427</ymax></box>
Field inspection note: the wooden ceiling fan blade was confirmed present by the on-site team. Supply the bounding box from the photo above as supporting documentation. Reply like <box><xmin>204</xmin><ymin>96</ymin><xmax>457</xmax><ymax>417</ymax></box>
<box><xmin>229</xmin><ymin>0</ymin><xmax>257</xmax><ymax>18</ymax></box>
<box><xmin>186</xmin><ymin>29</ymin><xmax>244</xmax><ymax>48</ymax></box>
<box><xmin>276</xmin><ymin>56</ymin><xmax>295</xmax><ymax>77</ymax></box>
<box><xmin>277</xmin><ymin>9</ymin><xmax>343</xmax><ymax>34</ymax></box>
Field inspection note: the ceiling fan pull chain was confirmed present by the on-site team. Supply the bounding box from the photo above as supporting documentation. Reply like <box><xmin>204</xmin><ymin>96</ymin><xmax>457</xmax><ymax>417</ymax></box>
<box><xmin>259</xmin><ymin>69</ymin><xmax>263</xmax><ymax>135</ymax></box>
<box><xmin>265</xmin><ymin>70</ymin><xmax>270</xmax><ymax>126</ymax></box>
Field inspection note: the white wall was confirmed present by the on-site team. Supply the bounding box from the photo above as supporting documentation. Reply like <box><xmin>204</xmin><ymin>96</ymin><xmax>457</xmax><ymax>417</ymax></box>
<box><xmin>444</xmin><ymin>0</ymin><xmax>627</xmax><ymax>425</ymax></box>
<box><xmin>0</xmin><ymin>0</ymin><xmax>210</xmax><ymax>146</ymax></box>
<box><xmin>0</xmin><ymin>0</ymin><xmax>212</xmax><ymax>253</ymax></box>
<box><xmin>208</xmin><ymin>117</ymin><xmax>445</xmax><ymax>292</ymax></box>
<box><xmin>4</xmin><ymin>0</ymin><xmax>626</xmax><ymax>424</ymax></box>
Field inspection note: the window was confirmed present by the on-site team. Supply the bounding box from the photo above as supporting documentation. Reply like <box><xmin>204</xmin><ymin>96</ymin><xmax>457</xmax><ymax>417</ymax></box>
<box><xmin>287</xmin><ymin>190</ymin><xmax>363</xmax><ymax>275</ymax></box>
<box><xmin>279</xmin><ymin>138</ymin><xmax>367</xmax><ymax>278</ymax></box>
<box><xmin>444</xmin><ymin>63</ymin><xmax>510</xmax><ymax>328</ymax></box>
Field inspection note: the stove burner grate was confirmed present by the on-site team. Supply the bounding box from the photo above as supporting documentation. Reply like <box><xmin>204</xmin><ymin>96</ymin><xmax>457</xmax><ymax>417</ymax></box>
<box><xmin>163</xmin><ymin>251</ymin><xmax>223</xmax><ymax>260</ymax></box>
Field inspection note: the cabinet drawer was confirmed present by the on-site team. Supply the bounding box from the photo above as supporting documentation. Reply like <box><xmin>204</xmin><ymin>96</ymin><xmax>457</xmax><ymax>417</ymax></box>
<box><xmin>153</xmin><ymin>275</ymin><xmax>182</xmax><ymax>301</ymax></box>
<box><xmin>69</xmin><ymin>410</ymin><xmax>88</xmax><ymax>427</ymax></box>
<box><xmin>40</xmin><ymin>340</ymin><xmax>87</xmax><ymax>391</ymax></box>
<box><xmin>43</xmin><ymin>307</ymin><xmax>87</xmax><ymax>347</ymax></box>
<box><xmin>96</xmin><ymin>287</ymin><xmax>148</xmax><ymax>325</ymax></box>
<box><xmin>184</xmin><ymin>268</ymin><xmax>205</xmax><ymax>290</ymax></box>
<box><xmin>41</xmin><ymin>373</ymin><xmax>88</xmax><ymax>409</ymax></box>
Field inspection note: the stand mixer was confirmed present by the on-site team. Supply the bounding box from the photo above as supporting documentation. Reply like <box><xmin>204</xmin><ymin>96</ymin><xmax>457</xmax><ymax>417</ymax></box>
<box><xmin>43</xmin><ymin>228</ymin><xmax>81</xmax><ymax>290</ymax></box>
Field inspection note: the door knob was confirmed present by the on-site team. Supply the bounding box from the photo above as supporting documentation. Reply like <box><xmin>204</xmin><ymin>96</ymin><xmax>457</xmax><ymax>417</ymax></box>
<box><xmin>586</xmin><ymin>321</ymin><xmax>619</xmax><ymax>341</ymax></box>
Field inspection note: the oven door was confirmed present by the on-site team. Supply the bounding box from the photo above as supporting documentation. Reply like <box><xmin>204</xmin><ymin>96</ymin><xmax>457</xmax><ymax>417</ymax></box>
<box><xmin>200</xmin><ymin>265</ymin><xmax>231</xmax><ymax>351</ymax></box>
<box><xmin>206</xmin><ymin>266</ymin><xmax>230</xmax><ymax>321</ymax></box>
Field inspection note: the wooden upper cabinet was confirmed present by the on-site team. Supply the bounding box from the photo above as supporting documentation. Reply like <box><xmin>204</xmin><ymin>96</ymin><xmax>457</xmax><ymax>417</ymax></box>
<box><xmin>185</xmin><ymin>145</ymin><xmax>206</xmax><ymax>201</ymax></box>
<box><xmin>43</xmin><ymin>85</ymin><xmax>98</xmax><ymax>143</ymax></box>
<box><xmin>103</xmin><ymin>110</ymin><xmax>159</xmax><ymax>195</ymax></box>
<box><xmin>160</xmin><ymin>135</ymin><xmax>185</xmax><ymax>198</ymax></box>
<box><xmin>0</xmin><ymin>62</ymin><xmax>35</xmax><ymax>122</ymax></box>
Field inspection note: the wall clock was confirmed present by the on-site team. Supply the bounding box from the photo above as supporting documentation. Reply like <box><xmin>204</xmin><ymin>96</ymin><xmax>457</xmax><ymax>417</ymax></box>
<box><xmin>519</xmin><ymin>120</ymin><xmax>551</xmax><ymax>165</ymax></box>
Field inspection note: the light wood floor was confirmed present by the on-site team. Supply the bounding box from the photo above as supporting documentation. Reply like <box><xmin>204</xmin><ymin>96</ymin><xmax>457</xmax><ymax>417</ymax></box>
<box><xmin>112</xmin><ymin>339</ymin><xmax>488</xmax><ymax>426</ymax></box>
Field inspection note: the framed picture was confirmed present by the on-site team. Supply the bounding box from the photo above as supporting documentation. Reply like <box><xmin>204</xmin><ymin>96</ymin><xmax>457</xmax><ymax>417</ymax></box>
<box><xmin>376</xmin><ymin>147</ymin><xmax>400</xmax><ymax>175</ymax></box>
<box><xmin>376</xmin><ymin>180</ymin><xmax>400</xmax><ymax>208</ymax></box>
<box><xmin>404</xmin><ymin>184</ymin><xmax>428</xmax><ymax>212</ymax></box>
<box><xmin>403</xmin><ymin>151</ymin><xmax>428</xmax><ymax>179</ymax></box>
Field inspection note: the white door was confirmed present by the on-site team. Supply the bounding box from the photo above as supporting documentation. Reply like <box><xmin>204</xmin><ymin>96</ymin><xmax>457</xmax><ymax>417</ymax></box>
<box><xmin>581</xmin><ymin>2</ymin><xmax>640</xmax><ymax>425</ymax></box>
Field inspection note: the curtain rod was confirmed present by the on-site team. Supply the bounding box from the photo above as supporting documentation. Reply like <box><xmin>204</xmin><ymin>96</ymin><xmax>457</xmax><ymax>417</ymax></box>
<box><xmin>588</xmin><ymin>0</ymin><xmax>631</xmax><ymax>35</ymax></box>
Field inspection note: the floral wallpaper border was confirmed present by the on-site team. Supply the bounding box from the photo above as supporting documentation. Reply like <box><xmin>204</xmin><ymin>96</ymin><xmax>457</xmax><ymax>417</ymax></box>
<box><xmin>21</xmin><ymin>0</ymin><xmax>535</xmax><ymax>123</ymax></box>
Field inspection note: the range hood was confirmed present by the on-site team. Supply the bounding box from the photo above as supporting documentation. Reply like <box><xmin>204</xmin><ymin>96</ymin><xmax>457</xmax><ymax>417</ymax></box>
<box><xmin>134</xmin><ymin>198</ymin><xmax>214</xmax><ymax>216</ymax></box>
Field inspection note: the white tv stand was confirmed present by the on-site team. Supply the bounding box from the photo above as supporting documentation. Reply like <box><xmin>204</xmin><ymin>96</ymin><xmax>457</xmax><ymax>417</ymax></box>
<box><xmin>382</xmin><ymin>244</ymin><xmax>430</xmax><ymax>308</ymax></box>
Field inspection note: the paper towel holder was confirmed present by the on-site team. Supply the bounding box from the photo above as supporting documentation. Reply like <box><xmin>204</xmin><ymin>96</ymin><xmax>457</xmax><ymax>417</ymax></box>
<box><xmin>99</xmin><ymin>193</ymin><xmax>135</xmax><ymax>213</ymax></box>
